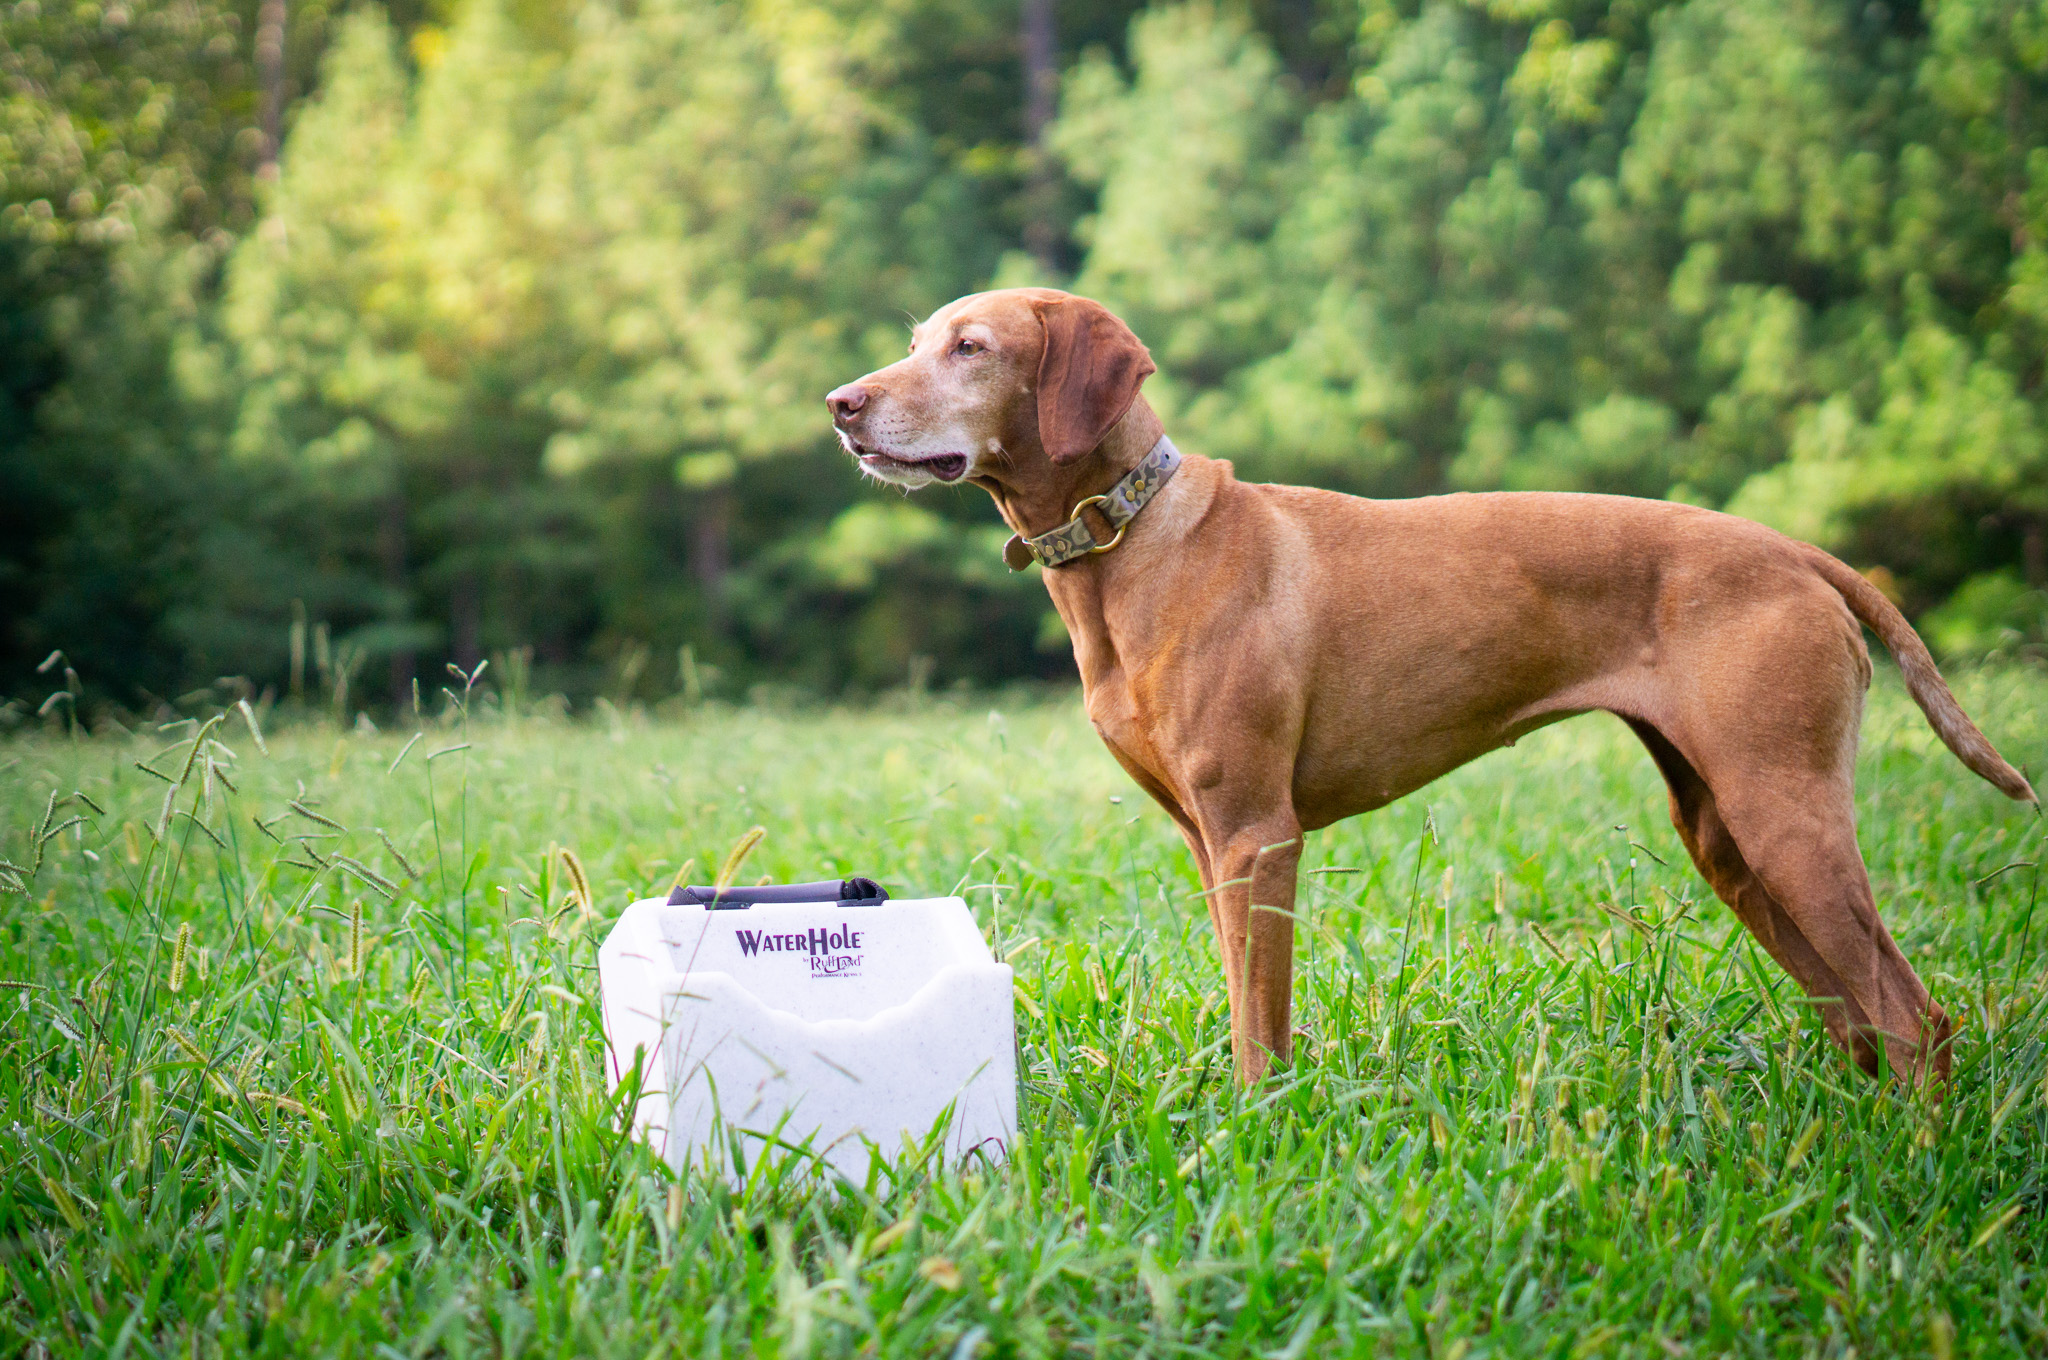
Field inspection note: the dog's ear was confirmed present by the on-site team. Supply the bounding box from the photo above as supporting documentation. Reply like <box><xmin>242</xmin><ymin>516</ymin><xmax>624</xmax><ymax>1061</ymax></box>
<box><xmin>1034</xmin><ymin>296</ymin><xmax>1156</xmax><ymax>466</ymax></box>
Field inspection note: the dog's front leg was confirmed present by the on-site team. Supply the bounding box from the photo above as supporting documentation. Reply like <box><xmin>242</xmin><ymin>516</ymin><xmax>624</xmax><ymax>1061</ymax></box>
<box><xmin>1203</xmin><ymin>819</ymin><xmax>1304</xmax><ymax>1085</ymax></box>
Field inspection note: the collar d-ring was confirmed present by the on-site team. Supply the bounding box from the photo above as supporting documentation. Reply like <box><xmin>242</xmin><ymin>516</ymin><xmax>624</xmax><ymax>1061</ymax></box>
<box><xmin>1067</xmin><ymin>495</ymin><xmax>1127</xmax><ymax>553</ymax></box>
<box><xmin>1002</xmin><ymin>435</ymin><xmax>1182</xmax><ymax>571</ymax></box>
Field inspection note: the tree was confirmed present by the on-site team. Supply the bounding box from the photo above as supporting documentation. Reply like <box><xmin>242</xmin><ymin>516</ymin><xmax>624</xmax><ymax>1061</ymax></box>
<box><xmin>0</xmin><ymin>0</ymin><xmax>261</xmax><ymax>704</ymax></box>
<box><xmin>1052</xmin><ymin>0</ymin><xmax>2048</xmax><ymax>654</ymax></box>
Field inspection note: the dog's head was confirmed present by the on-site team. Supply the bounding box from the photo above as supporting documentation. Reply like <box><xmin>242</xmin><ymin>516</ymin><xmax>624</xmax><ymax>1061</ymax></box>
<box><xmin>825</xmin><ymin>288</ymin><xmax>1156</xmax><ymax>490</ymax></box>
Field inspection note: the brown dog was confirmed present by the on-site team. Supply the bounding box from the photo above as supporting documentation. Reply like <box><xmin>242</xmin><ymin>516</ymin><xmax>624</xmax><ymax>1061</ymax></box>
<box><xmin>826</xmin><ymin>287</ymin><xmax>2036</xmax><ymax>1085</ymax></box>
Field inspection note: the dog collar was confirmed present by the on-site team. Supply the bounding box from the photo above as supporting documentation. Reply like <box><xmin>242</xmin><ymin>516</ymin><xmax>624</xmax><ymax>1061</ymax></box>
<box><xmin>1003</xmin><ymin>435</ymin><xmax>1182</xmax><ymax>571</ymax></box>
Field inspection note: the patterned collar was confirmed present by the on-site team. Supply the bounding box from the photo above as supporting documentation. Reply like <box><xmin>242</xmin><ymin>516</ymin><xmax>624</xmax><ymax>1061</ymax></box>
<box><xmin>1002</xmin><ymin>435</ymin><xmax>1183</xmax><ymax>571</ymax></box>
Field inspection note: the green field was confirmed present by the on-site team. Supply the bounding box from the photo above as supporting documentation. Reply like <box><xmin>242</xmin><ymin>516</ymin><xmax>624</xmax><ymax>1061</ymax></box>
<box><xmin>3</xmin><ymin>671</ymin><xmax>2046</xmax><ymax>1357</ymax></box>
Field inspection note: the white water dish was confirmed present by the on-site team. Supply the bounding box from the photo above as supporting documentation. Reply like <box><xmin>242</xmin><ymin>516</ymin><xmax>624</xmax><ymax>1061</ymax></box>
<box><xmin>598</xmin><ymin>879</ymin><xmax>1017</xmax><ymax>1184</ymax></box>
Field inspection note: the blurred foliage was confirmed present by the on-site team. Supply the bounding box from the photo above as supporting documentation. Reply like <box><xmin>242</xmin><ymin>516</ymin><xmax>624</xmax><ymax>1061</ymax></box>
<box><xmin>1067</xmin><ymin>0</ymin><xmax>2048</xmax><ymax>651</ymax></box>
<box><xmin>12</xmin><ymin>0</ymin><xmax>2048</xmax><ymax>719</ymax></box>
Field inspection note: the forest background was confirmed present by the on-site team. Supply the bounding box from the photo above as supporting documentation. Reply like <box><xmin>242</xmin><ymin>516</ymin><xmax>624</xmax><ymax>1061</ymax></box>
<box><xmin>10</xmin><ymin>0</ymin><xmax>2048</xmax><ymax>717</ymax></box>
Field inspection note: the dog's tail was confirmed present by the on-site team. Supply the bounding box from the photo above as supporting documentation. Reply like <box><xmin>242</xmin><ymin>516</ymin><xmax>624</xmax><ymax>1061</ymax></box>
<box><xmin>1806</xmin><ymin>546</ymin><xmax>2037</xmax><ymax>803</ymax></box>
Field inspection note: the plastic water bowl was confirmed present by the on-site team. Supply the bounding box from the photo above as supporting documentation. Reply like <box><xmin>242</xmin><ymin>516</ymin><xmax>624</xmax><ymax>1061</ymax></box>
<box><xmin>598</xmin><ymin>879</ymin><xmax>1017</xmax><ymax>1183</ymax></box>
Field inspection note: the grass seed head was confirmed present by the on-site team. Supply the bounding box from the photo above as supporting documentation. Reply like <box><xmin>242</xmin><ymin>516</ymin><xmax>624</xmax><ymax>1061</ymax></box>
<box><xmin>347</xmin><ymin>899</ymin><xmax>365</xmax><ymax>977</ymax></box>
<box><xmin>375</xmin><ymin>827</ymin><xmax>421</xmax><ymax>879</ymax></box>
<box><xmin>168</xmin><ymin>1026</ymin><xmax>207</xmax><ymax>1064</ymax></box>
<box><xmin>174</xmin><ymin>715</ymin><xmax>223</xmax><ymax>789</ymax></box>
<box><xmin>1928</xmin><ymin>1310</ymin><xmax>1955</xmax><ymax>1360</ymax></box>
<box><xmin>248</xmin><ymin>1090</ymin><xmax>311</xmax><ymax>1118</ymax></box>
<box><xmin>714</xmin><ymin>826</ymin><xmax>766</xmax><ymax>892</ymax></box>
<box><xmin>128</xmin><ymin>1075</ymin><xmax>157</xmax><ymax>1170</ymax></box>
<box><xmin>168</xmin><ymin>922</ymin><xmax>192</xmax><ymax>993</ymax></box>
<box><xmin>917</xmin><ymin>1256</ymin><xmax>962</xmax><ymax>1291</ymax></box>
<box><xmin>237</xmin><ymin>697</ymin><xmax>269</xmax><ymax>754</ymax></box>
<box><xmin>1784</xmin><ymin>1117</ymin><xmax>1823</xmax><ymax>1173</ymax></box>
<box><xmin>39</xmin><ymin>1174</ymin><xmax>87</xmax><ymax>1231</ymax></box>
<box><xmin>559</xmin><ymin>847</ymin><xmax>593</xmax><ymax>917</ymax></box>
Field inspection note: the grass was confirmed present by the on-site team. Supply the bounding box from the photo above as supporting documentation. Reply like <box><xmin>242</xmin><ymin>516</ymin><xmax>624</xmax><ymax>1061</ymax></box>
<box><xmin>2</xmin><ymin>667</ymin><xmax>2046</xmax><ymax>1358</ymax></box>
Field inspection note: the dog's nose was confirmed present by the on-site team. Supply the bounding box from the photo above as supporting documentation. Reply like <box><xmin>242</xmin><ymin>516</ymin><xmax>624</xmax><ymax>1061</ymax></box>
<box><xmin>826</xmin><ymin>383</ymin><xmax>869</xmax><ymax>424</ymax></box>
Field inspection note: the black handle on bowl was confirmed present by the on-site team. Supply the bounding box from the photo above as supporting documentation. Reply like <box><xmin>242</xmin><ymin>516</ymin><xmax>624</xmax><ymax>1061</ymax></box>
<box><xmin>667</xmin><ymin>878</ymin><xmax>890</xmax><ymax>910</ymax></box>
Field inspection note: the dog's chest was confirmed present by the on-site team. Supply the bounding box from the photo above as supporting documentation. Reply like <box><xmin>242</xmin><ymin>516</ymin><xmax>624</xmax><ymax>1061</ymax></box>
<box><xmin>1055</xmin><ymin>574</ymin><xmax>1209</xmax><ymax>803</ymax></box>
<box><xmin>1083</xmin><ymin>674</ymin><xmax>1191</xmax><ymax>800</ymax></box>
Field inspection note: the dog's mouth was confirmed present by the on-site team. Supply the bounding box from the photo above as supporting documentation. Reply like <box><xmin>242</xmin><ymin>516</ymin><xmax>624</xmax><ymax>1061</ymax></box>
<box><xmin>848</xmin><ymin>441</ymin><xmax>968</xmax><ymax>484</ymax></box>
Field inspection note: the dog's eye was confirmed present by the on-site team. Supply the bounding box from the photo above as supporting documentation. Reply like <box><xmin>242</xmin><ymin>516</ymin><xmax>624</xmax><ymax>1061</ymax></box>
<box><xmin>954</xmin><ymin>338</ymin><xmax>982</xmax><ymax>356</ymax></box>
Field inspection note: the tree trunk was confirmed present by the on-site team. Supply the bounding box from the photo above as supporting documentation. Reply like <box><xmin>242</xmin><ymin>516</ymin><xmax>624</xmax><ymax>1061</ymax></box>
<box><xmin>692</xmin><ymin>487</ymin><xmax>731</xmax><ymax>624</ymax></box>
<box><xmin>1020</xmin><ymin>0</ymin><xmax>1060</xmax><ymax>273</ymax></box>
<box><xmin>451</xmin><ymin>571</ymin><xmax>482</xmax><ymax>676</ymax></box>
<box><xmin>381</xmin><ymin>490</ymin><xmax>414</xmax><ymax>713</ymax></box>
<box><xmin>256</xmin><ymin>0</ymin><xmax>287</xmax><ymax>178</ymax></box>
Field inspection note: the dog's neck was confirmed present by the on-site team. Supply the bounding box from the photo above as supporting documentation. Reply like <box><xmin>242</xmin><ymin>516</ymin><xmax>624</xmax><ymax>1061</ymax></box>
<box><xmin>981</xmin><ymin>398</ymin><xmax>1167</xmax><ymax>541</ymax></box>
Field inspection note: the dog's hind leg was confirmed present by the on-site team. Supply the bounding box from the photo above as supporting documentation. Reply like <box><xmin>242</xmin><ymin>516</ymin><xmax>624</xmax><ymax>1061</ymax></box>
<box><xmin>1713</xmin><ymin>771</ymin><xmax>1949</xmax><ymax>1083</ymax></box>
<box><xmin>1625</xmin><ymin>719</ymin><xmax>1872</xmax><ymax>1060</ymax></box>
<box><xmin>1625</xmin><ymin>717</ymin><xmax>1946</xmax><ymax>1081</ymax></box>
